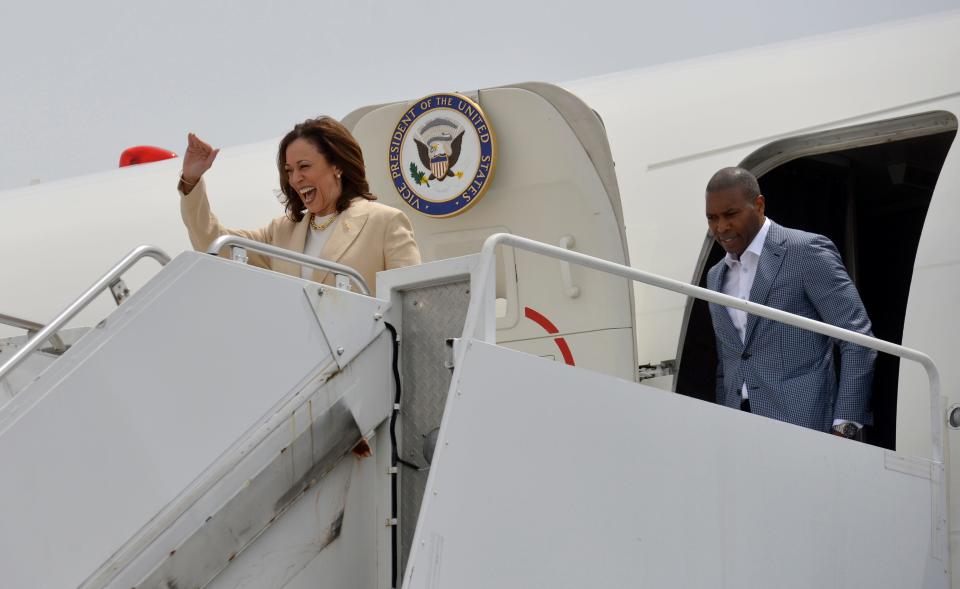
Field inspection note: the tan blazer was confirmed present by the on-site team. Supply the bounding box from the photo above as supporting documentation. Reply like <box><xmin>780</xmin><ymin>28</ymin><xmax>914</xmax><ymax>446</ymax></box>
<box><xmin>180</xmin><ymin>179</ymin><xmax>421</xmax><ymax>296</ymax></box>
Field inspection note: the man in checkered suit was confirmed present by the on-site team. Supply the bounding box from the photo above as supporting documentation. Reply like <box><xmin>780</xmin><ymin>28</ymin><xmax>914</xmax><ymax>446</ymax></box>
<box><xmin>704</xmin><ymin>167</ymin><xmax>876</xmax><ymax>438</ymax></box>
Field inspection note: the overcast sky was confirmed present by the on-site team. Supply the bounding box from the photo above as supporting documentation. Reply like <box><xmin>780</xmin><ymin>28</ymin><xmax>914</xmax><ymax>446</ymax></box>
<box><xmin>1</xmin><ymin>0</ymin><xmax>956</xmax><ymax>190</ymax></box>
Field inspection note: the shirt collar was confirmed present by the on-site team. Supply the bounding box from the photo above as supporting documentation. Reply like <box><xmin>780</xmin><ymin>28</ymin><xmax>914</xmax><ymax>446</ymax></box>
<box><xmin>723</xmin><ymin>217</ymin><xmax>771</xmax><ymax>268</ymax></box>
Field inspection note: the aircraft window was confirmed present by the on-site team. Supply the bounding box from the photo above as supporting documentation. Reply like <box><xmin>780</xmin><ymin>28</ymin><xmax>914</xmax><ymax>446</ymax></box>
<box><xmin>674</xmin><ymin>114</ymin><xmax>957</xmax><ymax>451</ymax></box>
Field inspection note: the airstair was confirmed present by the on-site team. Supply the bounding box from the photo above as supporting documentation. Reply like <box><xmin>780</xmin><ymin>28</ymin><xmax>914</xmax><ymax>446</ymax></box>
<box><xmin>0</xmin><ymin>236</ymin><xmax>949</xmax><ymax>588</ymax></box>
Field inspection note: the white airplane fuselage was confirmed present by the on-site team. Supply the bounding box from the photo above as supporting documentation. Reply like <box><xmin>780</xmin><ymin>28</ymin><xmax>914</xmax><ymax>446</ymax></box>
<box><xmin>2</xmin><ymin>10</ymin><xmax>959</xmax><ymax>585</ymax></box>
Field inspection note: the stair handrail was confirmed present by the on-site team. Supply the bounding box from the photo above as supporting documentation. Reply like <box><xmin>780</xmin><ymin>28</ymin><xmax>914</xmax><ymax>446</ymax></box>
<box><xmin>0</xmin><ymin>245</ymin><xmax>171</xmax><ymax>383</ymax></box>
<box><xmin>206</xmin><ymin>235</ymin><xmax>371</xmax><ymax>296</ymax></box>
<box><xmin>461</xmin><ymin>232</ymin><xmax>947</xmax><ymax>560</ymax></box>
<box><xmin>0</xmin><ymin>313</ymin><xmax>65</xmax><ymax>353</ymax></box>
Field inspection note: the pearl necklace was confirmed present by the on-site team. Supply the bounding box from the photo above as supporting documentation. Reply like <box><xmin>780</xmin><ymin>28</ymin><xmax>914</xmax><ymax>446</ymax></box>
<box><xmin>310</xmin><ymin>212</ymin><xmax>339</xmax><ymax>231</ymax></box>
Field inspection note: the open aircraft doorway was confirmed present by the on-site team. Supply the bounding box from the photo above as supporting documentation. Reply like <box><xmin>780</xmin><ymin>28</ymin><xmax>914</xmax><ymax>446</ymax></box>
<box><xmin>674</xmin><ymin>111</ymin><xmax>958</xmax><ymax>450</ymax></box>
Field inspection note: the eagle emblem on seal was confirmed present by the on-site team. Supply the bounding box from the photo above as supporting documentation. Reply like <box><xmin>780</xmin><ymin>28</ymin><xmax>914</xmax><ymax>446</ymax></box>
<box><xmin>413</xmin><ymin>118</ymin><xmax>465</xmax><ymax>182</ymax></box>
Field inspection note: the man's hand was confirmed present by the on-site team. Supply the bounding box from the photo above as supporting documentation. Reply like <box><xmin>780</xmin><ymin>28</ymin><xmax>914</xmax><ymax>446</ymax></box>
<box><xmin>181</xmin><ymin>133</ymin><xmax>220</xmax><ymax>185</ymax></box>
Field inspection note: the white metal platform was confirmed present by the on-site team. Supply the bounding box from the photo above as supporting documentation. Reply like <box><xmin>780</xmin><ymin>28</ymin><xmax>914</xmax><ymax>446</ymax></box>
<box><xmin>404</xmin><ymin>339</ymin><xmax>945</xmax><ymax>588</ymax></box>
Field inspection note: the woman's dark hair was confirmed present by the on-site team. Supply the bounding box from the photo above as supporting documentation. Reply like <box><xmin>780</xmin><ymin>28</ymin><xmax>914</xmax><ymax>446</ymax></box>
<box><xmin>277</xmin><ymin>116</ymin><xmax>376</xmax><ymax>222</ymax></box>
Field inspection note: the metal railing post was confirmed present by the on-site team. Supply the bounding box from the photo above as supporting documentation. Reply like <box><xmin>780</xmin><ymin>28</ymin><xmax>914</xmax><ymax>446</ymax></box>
<box><xmin>206</xmin><ymin>235</ymin><xmax>370</xmax><ymax>296</ymax></box>
<box><xmin>0</xmin><ymin>313</ymin><xmax>66</xmax><ymax>353</ymax></box>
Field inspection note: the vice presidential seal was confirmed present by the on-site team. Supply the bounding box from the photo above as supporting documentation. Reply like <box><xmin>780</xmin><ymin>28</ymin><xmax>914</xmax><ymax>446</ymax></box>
<box><xmin>388</xmin><ymin>93</ymin><xmax>497</xmax><ymax>218</ymax></box>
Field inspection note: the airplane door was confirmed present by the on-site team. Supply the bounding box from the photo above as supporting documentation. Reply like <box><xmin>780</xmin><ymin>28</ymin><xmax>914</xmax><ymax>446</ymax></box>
<box><xmin>345</xmin><ymin>84</ymin><xmax>637</xmax><ymax>381</ymax></box>
<box><xmin>673</xmin><ymin>111</ymin><xmax>957</xmax><ymax>451</ymax></box>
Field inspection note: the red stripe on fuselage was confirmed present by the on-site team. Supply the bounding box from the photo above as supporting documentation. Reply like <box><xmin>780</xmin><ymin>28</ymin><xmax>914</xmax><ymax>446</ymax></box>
<box><xmin>523</xmin><ymin>306</ymin><xmax>575</xmax><ymax>366</ymax></box>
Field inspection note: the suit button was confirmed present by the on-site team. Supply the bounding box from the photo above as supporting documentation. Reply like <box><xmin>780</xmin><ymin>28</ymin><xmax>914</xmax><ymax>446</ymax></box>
<box><xmin>741</xmin><ymin>351</ymin><xmax>751</xmax><ymax>360</ymax></box>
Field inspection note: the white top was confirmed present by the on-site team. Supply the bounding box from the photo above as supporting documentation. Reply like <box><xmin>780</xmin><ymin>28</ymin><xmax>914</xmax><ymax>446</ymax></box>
<box><xmin>721</xmin><ymin>217</ymin><xmax>772</xmax><ymax>349</ymax></box>
<box><xmin>300</xmin><ymin>213</ymin><xmax>340</xmax><ymax>279</ymax></box>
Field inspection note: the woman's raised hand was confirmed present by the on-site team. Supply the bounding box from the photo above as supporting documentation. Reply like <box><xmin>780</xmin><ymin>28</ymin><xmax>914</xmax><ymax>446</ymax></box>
<box><xmin>181</xmin><ymin>133</ymin><xmax>220</xmax><ymax>185</ymax></box>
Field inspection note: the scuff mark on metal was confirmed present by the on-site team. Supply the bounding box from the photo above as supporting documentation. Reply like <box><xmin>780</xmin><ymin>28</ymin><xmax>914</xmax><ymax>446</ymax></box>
<box><xmin>273</xmin><ymin>400</ymin><xmax>362</xmax><ymax>512</ymax></box>
<box><xmin>233</xmin><ymin>521</ymin><xmax>253</xmax><ymax>539</ymax></box>
<box><xmin>308</xmin><ymin>399</ymin><xmax>316</xmax><ymax>464</ymax></box>
<box><xmin>324</xmin><ymin>511</ymin><xmax>345</xmax><ymax>546</ymax></box>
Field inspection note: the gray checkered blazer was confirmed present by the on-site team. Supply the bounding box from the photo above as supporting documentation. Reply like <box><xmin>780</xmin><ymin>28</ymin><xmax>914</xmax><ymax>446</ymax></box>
<box><xmin>707</xmin><ymin>220</ymin><xmax>876</xmax><ymax>432</ymax></box>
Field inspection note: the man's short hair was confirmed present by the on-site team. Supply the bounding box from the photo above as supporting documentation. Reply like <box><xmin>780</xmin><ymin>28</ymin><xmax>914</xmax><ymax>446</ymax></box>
<box><xmin>706</xmin><ymin>167</ymin><xmax>761</xmax><ymax>202</ymax></box>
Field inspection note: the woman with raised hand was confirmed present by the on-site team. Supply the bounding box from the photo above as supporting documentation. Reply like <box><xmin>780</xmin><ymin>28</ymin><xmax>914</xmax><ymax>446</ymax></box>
<box><xmin>178</xmin><ymin>116</ymin><xmax>421</xmax><ymax>296</ymax></box>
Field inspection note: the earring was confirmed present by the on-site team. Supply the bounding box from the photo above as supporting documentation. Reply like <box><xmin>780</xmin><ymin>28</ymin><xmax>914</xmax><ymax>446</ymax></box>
<box><xmin>336</xmin><ymin>170</ymin><xmax>342</xmax><ymax>179</ymax></box>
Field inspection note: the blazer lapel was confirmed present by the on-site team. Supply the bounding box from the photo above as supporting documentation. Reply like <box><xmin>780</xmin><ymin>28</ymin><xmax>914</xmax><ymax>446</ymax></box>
<box><xmin>313</xmin><ymin>202</ymin><xmax>369</xmax><ymax>284</ymax></box>
<box><xmin>744</xmin><ymin>221</ymin><xmax>786</xmax><ymax>346</ymax></box>
<box><xmin>710</xmin><ymin>262</ymin><xmax>743</xmax><ymax>351</ymax></box>
<box><xmin>273</xmin><ymin>216</ymin><xmax>310</xmax><ymax>277</ymax></box>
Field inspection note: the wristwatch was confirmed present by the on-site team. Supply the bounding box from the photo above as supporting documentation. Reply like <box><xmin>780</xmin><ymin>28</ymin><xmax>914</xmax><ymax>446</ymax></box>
<box><xmin>832</xmin><ymin>422</ymin><xmax>860</xmax><ymax>439</ymax></box>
